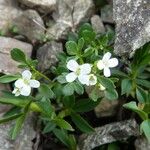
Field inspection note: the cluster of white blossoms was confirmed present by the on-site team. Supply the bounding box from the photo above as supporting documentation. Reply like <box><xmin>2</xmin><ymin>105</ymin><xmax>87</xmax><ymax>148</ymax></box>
<box><xmin>12</xmin><ymin>70</ymin><xmax>40</xmax><ymax>96</ymax></box>
<box><xmin>66</xmin><ymin>52</ymin><xmax>118</xmax><ymax>87</ymax></box>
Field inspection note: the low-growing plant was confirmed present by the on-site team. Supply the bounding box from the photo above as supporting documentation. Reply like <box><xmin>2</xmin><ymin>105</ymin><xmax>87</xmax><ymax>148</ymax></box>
<box><xmin>0</xmin><ymin>23</ymin><xmax>149</xmax><ymax>149</ymax></box>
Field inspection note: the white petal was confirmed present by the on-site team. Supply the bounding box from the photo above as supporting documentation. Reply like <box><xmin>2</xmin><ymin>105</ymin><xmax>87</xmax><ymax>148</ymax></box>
<box><xmin>14</xmin><ymin>79</ymin><xmax>24</xmax><ymax>88</ymax></box>
<box><xmin>99</xmin><ymin>84</ymin><xmax>106</xmax><ymax>91</ymax></box>
<box><xmin>66</xmin><ymin>72</ymin><xmax>77</xmax><ymax>82</ymax></box>
<box><xmin>97</xmin><ymin>60</ymin><xmax>105</xmax><ymax>70</ymax></box>
<box><xmin>12</xmin><ymin>88</ymin><xmax>21</xmax><ymax>96</ymax></box>
<box><xmin>66</xmin><ymin>59</ymin><xmax>79</xmax><ymax>72</ymax></box>
<box><xmin>103</xmin><ymin>68</ymin><xmax>111</xmax><ymax>77</ymax></box>
<box><xmin>80</xmin><ymin>64</ymin><xmax>91</xmax><ymax>75</ymax></box>
<box><xmin>22</xmin><ymin>70</ymin><xmax>32</xmax><ymax>80</ymax></box>
<box><xmin>20</xmin><ymin>85</ymin><xmax>31</xmax><ymax>96</ymax></box>
<box><xmin>29</xmin><ymin>80</ymin><xmax>40</xmax><ymax>88</ymax></box>
<box><xmin>78</xmin><ymin>75</ymin><xmax>89</xmax><ymax>85</ymax></box>
<box><xmin>102</xmin><ymin>52</ymin><xmax>111</xmax><ymax>62</ymax></box>
<box><xmin>108</xmin><ymin>58</ymin><xmax>118</xmax><ymax>68</ymax></box>
<box><xmin>88</xmin><ymin>74</ymin><xmax>97</xmax><ymax>86</ymax></box>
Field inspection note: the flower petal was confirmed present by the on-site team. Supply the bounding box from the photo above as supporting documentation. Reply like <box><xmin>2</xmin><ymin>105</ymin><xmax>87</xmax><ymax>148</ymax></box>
<box><xmin>99</xmin><ymin>84</ymin><xmax>106</xmax><ymax>91</ymax></box>
<box><xmin>88</xmin><ymin>74</ymin><xmax>97</xmax><ymax>86</ymax></box>
<box><xmin>67</xmin><ymin>59</ymin><xmax>79</xmax><ymax>72</ymax></box>
<box><xmin>80</xmin><ymin>64</ymin><xmax>91</xmax><ymax>75</ymax></box>
<box><xmin>108</xmin><ymin>58</ymin><xmax>118</xmax><ymax>68</ymax></box>
<box><xmin>20</xmin><ymin>85</ymin><xmax>31</xmax><ymax>96</ymax></box>
<box><xmin>12</xmin><ymin>88</ymin><xmax>20</xmax><ymax>96</ymax></box>
<box><xmin>97</xmin><ymin>60</ymin><xmax>104</xmax><ymax>70</ymax></box>
<box><xmin>14</xmin><ymin>79</ymin><xmax>24</xmax><ymax>88</ymax></box>
<box><xmin>103</xmin><ymin>67</ymin><xmax>111</xmax><ymax>77</ymax></box>
<box><xmin>78</xmin><ymin>75</ymin><xmax>89</xmax><ymax>85</ymax></box>
<box><xmin>66</xmin><ymin>72</ymin><xmax>77</xmax><ymax>82</ymax></box>
<box><xmin>22</xmin><ymin>70</ymin><xmax>32</xmax><ymax>80</ymax></box>
<box><xmin>30</xmin><ymin>80</ymin><xmax>40</xmax><ymax>88</ymax></box>
<box><xmin>102</xmin><ymin>52</ymin><xmax>111</xmax><ymax>62</ymax></box>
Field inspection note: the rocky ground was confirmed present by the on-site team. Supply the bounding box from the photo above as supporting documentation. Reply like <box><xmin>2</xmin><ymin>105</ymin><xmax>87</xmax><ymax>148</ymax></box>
<box><xmin>0</xmin><ymin>0</ymin><xmax>149</xmax><ymax>150</ymax></box>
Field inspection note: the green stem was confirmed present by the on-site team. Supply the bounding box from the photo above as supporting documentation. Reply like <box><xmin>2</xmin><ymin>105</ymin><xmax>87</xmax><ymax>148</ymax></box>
<box><xmin>29</xmin><ymin>65</ymin><xmax>52</xmax><ymax>83</ymax></box>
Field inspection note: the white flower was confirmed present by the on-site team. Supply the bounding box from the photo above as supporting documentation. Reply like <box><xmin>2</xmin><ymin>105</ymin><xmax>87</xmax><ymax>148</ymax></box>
<box><xmin>12</xmin><ymin>70</ymin><xmax>40</xmax><ymax>96</ymax></box>
<box><xmin>97</xmin><ymin>52</ymin><xmax>118</xmax><ymax>77</ymax></box>
<box><xmin>65</xmin><ymin>59</ymin><xmax>92</xmax><ymax>84</ymax></box>
<box><xmin>81</xmin><ymin>74</ymin><xmax>97</xmax><ymax>86</ymax></box>
<box><xmin>98</xmin><ymin>84</ymin><xmax>106</xmax><ymax>91</ymax></box>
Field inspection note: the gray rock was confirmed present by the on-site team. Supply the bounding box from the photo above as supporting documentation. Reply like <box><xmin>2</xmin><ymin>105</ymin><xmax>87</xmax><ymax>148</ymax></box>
<box><xmin>101</xmin><ymin>5</ymin><xmax>113</xmax><ymax>23</ymax></box>
<box><xmin>12</xmin><ymin>9</ymin><xmax>45</xmax><ymax>42</ymax></box>
<box><xmin>91</xmin><ymin>15</ymin><xmax>105</xmax><ymax>34</ymax></box>
<box><xmin>0</xmin><ymin>114</ymin><xmax>36</xmax><ymax>150</ymax></box>
<box><xmin>0</xmin><ymin>0</ymin><xmax>22</xmax><ymax>34</ymax></box>
<box><xmin>37</xmin><ymin>41</ymin><xmax>63</xmax><ymax>71</ymax></box>
<box><xmin>47</xmin><ymin>0</ymin><xmax>94</xmax><ymax>40</ymax></box>
<box><xmin>94</xmin><ymin>98</ymin><xmax>119</xmax><ymax>117</ymax></box>
<box><xmin>0</xmin><ymin>83</ymin><xmax>11</xmax><ymax>117</ymax></box>
<box><xmin>135</xmin><ymin>136</ymin><xmax>150</xmax><ymax>150</ymax></box>
<box><xmin>79</xmin><ymin>119</ymin><xmax>139</xmax><ymax>150</ymax></box>
<box><xmin>0</xmin><ymin>37</ymin><xmax>32</xmax><ymax>74</ymax></box>
<box><xmin>113</xmin><ymin>0</ymin><xmax>150</xmax><ymax>56</ymax></box>
<box><xmin>18</xmin><ymin>0</ymin><xmax>56</xmax><ymax>13</ymax></box>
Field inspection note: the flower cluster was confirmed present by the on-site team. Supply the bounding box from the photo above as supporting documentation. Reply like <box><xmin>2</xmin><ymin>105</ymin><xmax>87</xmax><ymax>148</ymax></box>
<box><xmin>12</xmin><ymin>70</ymin><xmax>40</xmax><ymax>96</ymax></box>
<box><xmin>66</xmin><ymin>52</ymin><xmax>118</xmax><ymax>87</ymax></box>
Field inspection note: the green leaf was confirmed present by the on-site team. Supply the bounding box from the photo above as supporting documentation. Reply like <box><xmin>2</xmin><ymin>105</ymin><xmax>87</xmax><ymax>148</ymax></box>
<box><xmin>104</xmin><ymin>89</ymin><xmax>118</xmax><ymax>100</ymax></box>
<box><xmin>71</xmin><ymin>112</ymin><xmax>94</xmax><ymax>133</ymax></box>
<box><xmin>36</xmin><ymin>100</ymin><xmax>53</xmax><ymax>118</ymax></box>
<box><xmin>79</xmin><ymin>23</ymin><xmax>93</xmax><ymax>37</ymax></box>
<box><xmin>66</xmin><ymin>41</ymin><xmax>78</xmax><ymax>55</ymax></box>
<box><xmin>11</xmin><ymin>48</ymin><xmax>26</xmax><ymax>63</ymax></box>
<box><xmin>123</xmin><ymin>101</ymin><xmax>148</xmax><ymax>120</ymax></box>
<box><xmin>98</xmin><ymin>76</ymin><xmax>115</xmax><ymax>89</ymax></box>
<box><xmin>10</xmin><ymin>101</ymin><xmax>31</xmax><ymax>139</ymax></box>
<box><xmin>53</xmin><ymin>118</ymin><xmax>74</xmax><ymax>131</ymax></box>
<box><xmin>136</xmin><ymin>79</ymin><xmax>150</xmax><ymax>89</ymax></box>
<box><xmin>62</xmin><ymin>95</ymin><xmax>75</xmax><ymax>108</ymax></box>
<box><xmin>63</xmin><ymin>83</ymin><xmax>74</xmax><ymax>96</ymax></box>
<box><xmin>0</xmin><ymin>113</ymin><xmax>23</xmax><ymax>124</ymax></box>
<box><xmin>0</xmin><ymin>74</ymin><xmax>20</xmax><ymax>83</ymax></box>
<box><xmin>43</xmin><ymin>122</ymin><xmax>56</xmax><ymax>134</ymax></box>
<box><xmin>73</xmin><ymin>82</ymin><xmax>84</xmax><ymax>95</ymax></box>
<box><xmin>140</xmin><ymin>120</ymin><xmax>150</xmax><ymax>142</ymax></box>
<box><xmin>83</xmin><ymin>47</ymin><xmax>94</xmax><ymax>57</ymax></box>
<box><xmin>38</xmin><ymin>84</ymin><xmax>55</xmax><ymax>99</ymax></box>
<box><xmin>81</xmin><ymin>30</ymin><xmax>96</xmax><ymax>44</ymax></box>
<box><xmin>10</xmin><ymin>114</ymin><xmax>26</xmax><ymax>139</ymax></box>
<box><xmin>78</xmin><ymin>38</ymin><xmax>84</xmax><ymax>50</ymax></box>
<box><xmin>53</xmin><ymin>129</ymin><xmax>70</xmax><ymax>147</ymax></box>
<box><xmin>121</xmin><ymin>79</ymin><xmax>132</xmax><ymax>95</ymax></box>
<box><xmin>136</xmin><ymin>87</ymin><xmax>148</xmax><ymax>103</ymax></box>
<box><xmin>89</xmin><ymin>87</ymin><xmax>101</xmax><ymax>102</ymax></box>
<box><xmin>57</xmin><ymin>74</ymin><xmax>67</xmax><ymax>84</ymax></box>
<box><xmin>0</xmin><ymin>97</ymin><xmax>29</xmax><ymax>107</ymax></box>
<box><xmin>73</xmin><ymin>98</ymin><xmax>101</xmax><ymax>113</ymax></box>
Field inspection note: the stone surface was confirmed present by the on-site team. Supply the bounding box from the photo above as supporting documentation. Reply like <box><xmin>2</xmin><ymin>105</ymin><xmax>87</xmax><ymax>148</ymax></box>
<box><xmin>135</xmin><ymin>136</ymin><xmax>150</xmax><ymax>150</ymax></box>
<box><xmin>101</xmin><ymin>5</ymin><xmax>113</xmax><ymax>23</ymax></box>
<box><xmin>0</xmin><ymin>83</ymin><xmax>11</xmax><ymax>117</ymax></box>
<box><xmin>94</xmin><ymin>98</ymin><xmax>119</xmax><ymax>117</ymax></box>
<box><xmin>0</xmin><ymin>114</ymin><xmax>36</xmax><ymax>150</ymax></box>
<box><xmin>113</xmin><ymin>0</ymin><xmax>150</xmax><ymax>56</ymax></box>
<box><xmin>79</xmin><ymin>119</ymin><xmax>139</xmax><ymax>150</ymax></box>
<box><xmin>0</xmin><ymin>37</ymin><xmax>32</xmax><ymax>74</ymax></box>
<box><xmin>18</xmin><ymin>0</ymin><xmax>56</xmax><ymax>13</ymax></box>
<box><xmin>91</xmin><ymin>15</ymin><xmax>105</xmax><ymax>34</ymax></box>
<box><xmin>47</xmin><ymin>0</ymin><xmax>94</xmax><ymax>40</ymax></box>
<box><xmin>12</xmin><ymin>9</ymin><xmax>45</xmax><ymax>42</ymax></box>
<box><xmin>37</xmin><ymin>41</ymin><xmax>63</xmax><ymax>71</ymax></box>
<box><xmin>0</xmin><ymin>0</ymin><xmax>22</xmax><ymax>34</ymax></box>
